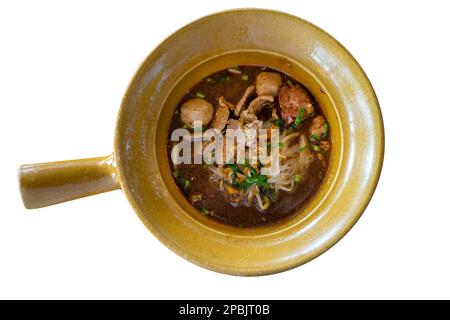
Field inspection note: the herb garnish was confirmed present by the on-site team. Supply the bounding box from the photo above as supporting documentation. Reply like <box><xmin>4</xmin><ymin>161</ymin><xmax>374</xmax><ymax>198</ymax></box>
<box><xmin>178</xmin><ymin>178</ymin><xmax>191</xmax><ymax>190</ymax></box>
<box><xmin>274</xmin><ymin>118</ymin><xmax>282</xmax><ymax>128</ymax></box>
<box><xmin>299</xmin><ymin>146</ymin><xmax>309</xmax><ymax>152</ymax></box>
<box><xmin>242</xmin><ymin>174</ymin><xmax>270</xmax><ymax>191</ymax></box>
<box><xmin>293</xmin><ymin>107</ymin><xmax>306</xmax><ymax>128</ymax></box>
<box><xmin>321</xmin><ymin>123</ymin><xmax>329</xmax><ymax>139</ymax></box>
<box><xmin>172</xmin><ymin>170</ymin><xmax>180</xmax><ymax>178</ymax></box>
<box><xmin>196</xmin><ymin>92</ymin><xmax>205</xmax><ymax>99</ymax></box>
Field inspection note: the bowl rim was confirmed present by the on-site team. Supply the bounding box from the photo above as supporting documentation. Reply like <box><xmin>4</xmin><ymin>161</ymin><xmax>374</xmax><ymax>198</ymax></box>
<box><xmin>113</xmin><ymin>8</ymin><xmax>385</xmax><ymax>276</ymax></box>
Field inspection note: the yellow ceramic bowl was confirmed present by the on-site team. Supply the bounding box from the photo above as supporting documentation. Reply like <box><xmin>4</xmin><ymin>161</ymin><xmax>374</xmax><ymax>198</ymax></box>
<box><xmin>19</xmin><ymin>9</ymin><xmax>384</xmax><ymax>276</ymax></box>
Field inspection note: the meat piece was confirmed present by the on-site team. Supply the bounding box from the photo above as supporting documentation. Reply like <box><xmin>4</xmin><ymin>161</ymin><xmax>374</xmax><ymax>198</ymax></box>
<box><xmin>309</xmin><ymin>115</ymin><xmax>329</xmax><ymax>141</ymax></box>
<box><xmin>226</xmin><ymin>119</ymin><xmax>243</xmax><ymax>130</ymax></box>
<box><xmin>190</xmin><ymin>191</ymin><xmax>205</xmax><ymax>205</ymax></box>
<box><xmin>234</xmin><ymin>85</ymin><xmax>255</xmax><ymax>116</ymax></box>
<box><xmin>180</xmin><ymin>98</ymin><xmax>214</xmax><ymax>128</ymax></box>
<box><xmin>247</xmin><ymin>95</ymin><xmax>274</xmax><ymax>114</ymax></box>
<box><xmin>255</xmin><ymin>72</ymin><xmax>282</xmax><ymax>96</ymax></box>
<box><xmin>244</xmin><ymin>120</ymin><xmax>263</xmax><ymax>130</ymax></box>
<box><xmin>225</xmin><ymin>185</ymin><xmax>242</xmax><ymax>204</ymax></box>
<box><xmin>218</xmin><ymin>96</ymin><xmax>235</xmax><ymax>111</ymax></box>
<box><xmin>212</xmin><ymin>104</ymin><xmax>230</xmax><ymax>131</ymax></box>
<box><xmin>240</xmin><ymin>110</ymin><xmax>257</xmax><ymax>124</ymax></box>
<box><xmin>279</xmin><ymin>85</ymin><xmax>314</xmax><ymax>125</ymax></box>
<box><xmin>243</xmin><ymin>120</ymin><xmax>263</xmax><ymax>148</ymax></box>
<box><xmin>238</xmin><ymin>96</ymin><xmax>273</xmax><ymax>124</ymax></box>
<box><xmin>271</xmin><ymin>108</ymin><xmax>279</xmax><ymax>120</ymax></box>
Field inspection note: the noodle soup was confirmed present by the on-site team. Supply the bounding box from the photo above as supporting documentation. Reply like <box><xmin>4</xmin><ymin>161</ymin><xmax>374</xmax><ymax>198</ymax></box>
<box><xmin>167</xmin><ymin>66</ymin><xmax>331</xmax><ymax>228</ymax></box>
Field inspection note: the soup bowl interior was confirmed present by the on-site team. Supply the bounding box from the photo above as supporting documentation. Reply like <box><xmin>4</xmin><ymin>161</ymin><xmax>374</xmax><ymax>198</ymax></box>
<box><xmin>114</xmin><ymin>9</ymin><xmax>384</xmax><ymax>275</ymax></box>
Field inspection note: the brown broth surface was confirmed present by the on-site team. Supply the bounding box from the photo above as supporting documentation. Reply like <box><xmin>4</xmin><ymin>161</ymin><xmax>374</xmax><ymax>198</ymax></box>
<box><xmin>167</xmin><ymin>66</ymin><xmax>330</xmax><ymax>228</ymax></box>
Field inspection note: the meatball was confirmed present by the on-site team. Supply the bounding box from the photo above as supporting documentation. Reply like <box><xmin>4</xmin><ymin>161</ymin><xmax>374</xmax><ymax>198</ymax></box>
<box><xmin>180</xmin><ymin>98</ymin><xmax>214</xmax><ymax>128</ymax></box>
<box><xmin>255</xmin><ymin>72</ymin><xmax>283</xmax><ymax>97</ymax></box>
<box><xmin>309</xmin><ymin>116</ymin><xmax>329</xmax><ymax>141</ymax></box>
<box><xmin>279</xmin><ymin>85</ymin><xmax>314</xmax><ymax>125</ymax></box>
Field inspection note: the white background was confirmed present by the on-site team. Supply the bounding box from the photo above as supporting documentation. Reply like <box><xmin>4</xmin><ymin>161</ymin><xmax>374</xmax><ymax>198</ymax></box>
<box><xmin>1</xmin><ymin>0</ymin><xmax>449</xmax><ymax>300</ymax></box>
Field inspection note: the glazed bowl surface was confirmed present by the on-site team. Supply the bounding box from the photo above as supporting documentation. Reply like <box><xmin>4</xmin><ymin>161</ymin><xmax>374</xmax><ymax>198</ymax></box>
<box><xmin>114</xmin><ymin>9</ymin><xmax>384</xmax><ymax>275</ymax></box>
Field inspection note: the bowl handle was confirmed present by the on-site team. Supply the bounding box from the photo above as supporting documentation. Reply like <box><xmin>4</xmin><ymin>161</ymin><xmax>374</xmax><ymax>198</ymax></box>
<box><xmin>18</xmin><ymin>154</ymin><xmax>120</xmax><ymax>209</ymax></box>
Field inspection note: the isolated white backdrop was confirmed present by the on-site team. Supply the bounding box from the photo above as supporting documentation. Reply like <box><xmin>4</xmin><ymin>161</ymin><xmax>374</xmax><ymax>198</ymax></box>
<box><xmin>1</xmin><ymin>0</ymin><xmax>449</xmax><ymax>299</ymax></box>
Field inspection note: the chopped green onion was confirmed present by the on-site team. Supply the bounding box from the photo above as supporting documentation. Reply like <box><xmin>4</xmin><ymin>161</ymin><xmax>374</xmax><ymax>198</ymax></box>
<box><xmin>321</xmin><ymin>123</ymin><xmax>329</xmax><ymax>139</ymax></box>
<box><xmin>200</xmin><ymin>208</ymin><xmax>210</xmax><ymax>215</ymax></box>
<box><xmin>228</xmin><ymin>163</ymin><xmax>240</xmax><ymax>173</ymax></box>
<box><xmin>228</xmin><ymin>162</ymin><xmax>272</xmax><ymax>192</ymax></box>
<box><xmin>226</xmin><ymin>76</ymin><xmax>230</xmax><ymax>82</ymax></box>
<box><xmin>293</xmin><ymin>107</ymin><xmax>306</xmax><ymax>128</ymax></box>
<box><xmin>310</xmin><ymin>133</ymin><xmax>319</xmax><ymax>142</ymax></box>
<box><xmin>172</xmin><ymin>170</ymin><xmax>180</xmax><ymax>178</ymax></box>
<box><xmin>227</xmin><ymin>164</ymin><xmax>240</xmax><ymax>187</ymax></box>
<box><xmin>205</xmin><ymin>77</ymin><xmax>213</xmax><ymax>83</ymax></box>
<box><xmin>243</xmin><ymin>161</ymin><xmax>257</xmax><ymax>174</ymax></box>
<box><xmin>196</xmin><ymin>92</ymin><xmax>205</xmax><ymax>99</ymax></box>
<box><xmin>299</xmin><ymin>146</ymin><xmax>308</xmax><ymax>152</ymax></box>
<box><xmin>178</xmin><ymin>178</ymin><xmax>191</xmax><ymax>189</ymax></box>
<box><xmin>294</xmin><ymin>175</ymin><xmax>302</xmax><ymax>183</ymax></box>
<box><xmin>311</xmin><ymin>145</ymin><xmax>321</xmax><ymax>152</ymax></box>
<box><xmin>241</xmin><ymin>74</ymin><xmax>249</xmax><ymax>81</ymax></box>
<box><xmin>274</xmin><ymin>118</ymin><xmax>282</xmax><ymax>127</ymax></box>
<box><xmin>258</xmin><ymin>159</ymin><xmax>264</xmax><ymax>168</ymax></box>
<box><xmin>286</xmin><ymin>79</ymin><xmax>293</xmax><ymax>86</ymax></box>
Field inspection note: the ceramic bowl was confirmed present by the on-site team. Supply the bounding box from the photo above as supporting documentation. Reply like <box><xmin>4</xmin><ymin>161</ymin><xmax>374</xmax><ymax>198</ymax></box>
<box><xmin>19</xmin><ymin>9</ymin><xmax>384</xmax><ymax>276</ymax></box>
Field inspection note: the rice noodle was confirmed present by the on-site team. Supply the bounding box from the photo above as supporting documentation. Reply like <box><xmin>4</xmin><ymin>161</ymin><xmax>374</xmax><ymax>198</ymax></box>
<box><xmin>267</xmin><ymin>133</ymin><xmax>313</xmax><ymax>193</ymax></box>
<box><xmin>208</xmin><ymin>130</ymin><xmax>313</xmax><ymax>211</ymax></box>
